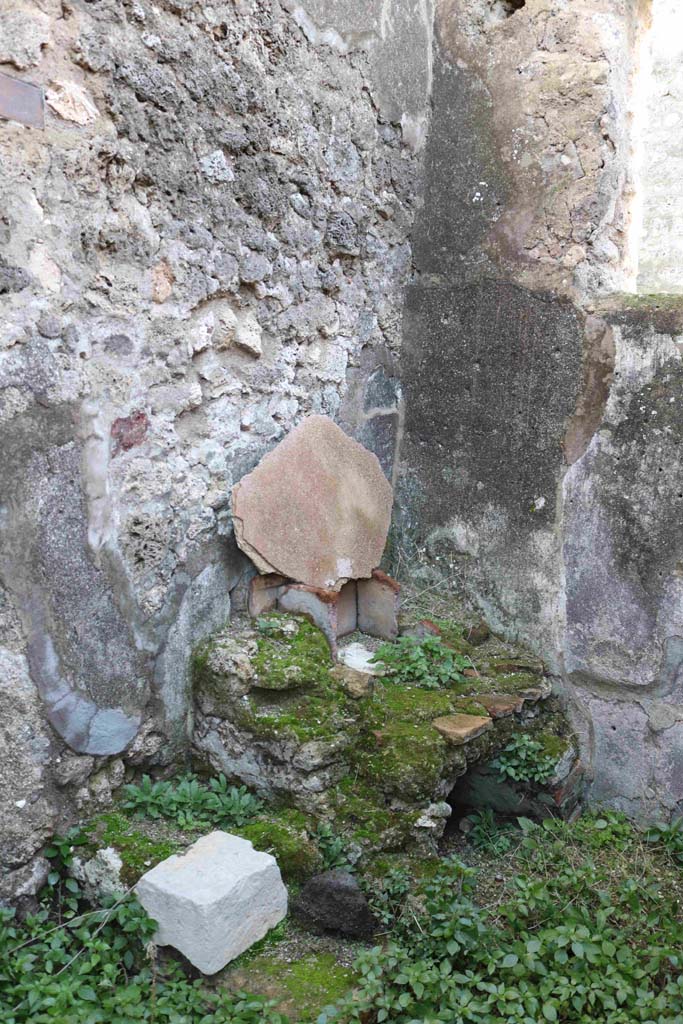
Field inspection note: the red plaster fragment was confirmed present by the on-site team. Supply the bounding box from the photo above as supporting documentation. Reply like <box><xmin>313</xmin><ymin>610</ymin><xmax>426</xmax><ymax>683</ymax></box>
<box><xmin>111</xmin><ymin>411</ymin><xmax>148</xmax><ymax>456</ymax></box>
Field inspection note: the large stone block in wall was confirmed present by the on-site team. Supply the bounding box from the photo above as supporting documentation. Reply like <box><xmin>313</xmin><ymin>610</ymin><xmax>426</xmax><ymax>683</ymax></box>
<box><xmin>400</xmin><ymin>279</ymin><xmax>583</xmax><ymax>652</ymax></box>
<box><xmin>563</xmin><ymin>311</ymin><xmax>683</xmax><ymax>692</ymax></box>
<box><xmin>561</xmin><ymin>306</ymin><xmax>683</xmax><ymax>817</ymax></box>
<box><xmin>403</xmin><ymin>280</ymin><xmax>583</xmax><ymax>530</ymax></box>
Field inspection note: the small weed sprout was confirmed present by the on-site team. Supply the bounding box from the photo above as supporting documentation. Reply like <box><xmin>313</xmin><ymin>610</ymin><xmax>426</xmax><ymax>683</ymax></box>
<box><xmin>464</xmin><ymin>808</ymin><xmax>514</xmax><ymax>855</ymax></box>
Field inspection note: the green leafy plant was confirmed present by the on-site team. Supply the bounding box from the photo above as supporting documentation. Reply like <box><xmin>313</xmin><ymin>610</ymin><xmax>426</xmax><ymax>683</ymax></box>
<box><xmin>371</xmin><ymin>636</ymin><xmax>470</xmax><ymax>690</ymax></box>
<box><xmin>317</xmin><ymin>830</ymin><xmax>683</xmax><ymax>1024</ymax></box>
<box><xmin>464</xmin><ymin>807</ymin><xmax>514</xmax><ymax>855</ymax></box>
<box><xmin>0</xmin><ymin>894</ymin><xmax>289</xmax><ymax>1024</ymax></box>
<box><xmin>42</xmin><ymin>827</ymin><xmax>91</xmax><ymax>919</ymax></box>
<box><xmin>121</xmin><ymin>773</ymin><xmax>263</xmax><ymax>829</ymax></box>
<box><xmin>645</xmin><ymin>817</ymin><xmax>683</xmax><ymax>864</ymax></box>
<box><xmin>491</xmin><ymin>732</ymin><xmax>558</xmax><ymax>784</ymax></box>
<box><xmin>362</xmin><ymin>866</ymin><xmax>411</xmax><ymax>929</ymax></box>
<box><xmin>315</xmin><ymin>822</ymin><xmax>355</xmax><ymax>872</ymax></box>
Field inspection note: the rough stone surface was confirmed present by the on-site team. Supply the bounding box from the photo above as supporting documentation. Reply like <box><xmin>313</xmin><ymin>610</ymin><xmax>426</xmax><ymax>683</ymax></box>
<box><xmin>477</xmin><ymin>694</ymin><xmax>525</xmax><ymax>720</ymax></box>
<box><xmin>0</xmin><ymin>0</ymin><xmax>423</xmax><ymax>892</ymax></box>
<box><xmin>135</xmin><ymin>831</ymin><xmax>287</xmax><ymax>975</ymax></box>
<box><xmin>397</xmin><ymin>1</ymin><xmax>683</xmax><ymax>820</ymax></box>
<box><xmin>332</xmin><ymin>642</ymin><xmax>382</xmax><ymax>697</ymax></box>
<box><xmin>0</xmin><ymin>648</ymin><xmax>54</xmax><ymax>900</ymax></box>
<box><xmin>432</xmin><ymin>714</ymin><xmax>493</xmax><ymax>745</ymax></box>
<box><xmin>233</xmin><ymin>415</ymin><xmax>393</xmax><ymax>590</ymax></box>
<box><xmin>71</xmin><ymin>846</ymin><xmax>125</xmax><ymax>903</ymax></box>
<box><xmin>292</xmin><ymin>869</ymin><xmax>378</xmax><ymax>938</ymax></box>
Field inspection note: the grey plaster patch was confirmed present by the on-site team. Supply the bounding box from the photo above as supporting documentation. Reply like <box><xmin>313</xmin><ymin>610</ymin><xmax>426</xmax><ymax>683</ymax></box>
<box><xmin>0</xmin><ymin>405</ymin><xmax>148</xmax><ymax>755</ymax></box>
<box><xmin>155</xmin><ymin>564</ymin><xmax>233</xmax><ymax>742</ymax></box>
<box><xmin>283</xmin><ymin>0</ymin><xmax>434</xmax><ymax>146</ymax></box>
<box><xmin>0</xmin><ymin>648</ymin><xmax>55</xmax><ymax>878</ymax></box>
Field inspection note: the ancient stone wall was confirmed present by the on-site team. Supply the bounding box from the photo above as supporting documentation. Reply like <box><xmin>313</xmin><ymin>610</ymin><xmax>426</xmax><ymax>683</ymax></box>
<box><xmin>3</xmin><ymin>0</ymin><xmax>683</xmax><ymax>905</ymax></box>
<box><xmin>399</xmin><ymin>0</ymin><xmax>683</xmax><ymax>821</ymax></box>
<box><xmin>0</xmin><ymin>0</ymin><xmax>430</xmax><ymax>898</ymax></box>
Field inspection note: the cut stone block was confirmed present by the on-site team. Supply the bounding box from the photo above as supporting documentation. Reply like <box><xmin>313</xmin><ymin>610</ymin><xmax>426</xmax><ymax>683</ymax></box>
<box><xmin>277</xmin><ymin>580</ymin><xmax>356</xmax><ymax>654</ymax></box>
<box><xmin>357</xmin><ymin>569</ymin><xmax>400</xmax><ymax>640</ymax></box>
<box><xmin>332</xmin><ymin>642</ymin><xmax>384</xmax><ymax>697</ymax></box>
<box><xmin>432</xmin><ymin>714</ymin><xmax>492</xmax><ymax>744</ymax></box>
<box><xmin>135</xmin><ymin>831</ymin><xmax>287</xmax><ymax>975</ymax></box>
<box><xmin>477</xmin><ymin>694</ymin><xmax>524</xmax><ymax>719</ymax></box>
<box><xmin>232</xmin><ymin>415</ymin><xmax>393</xmax><ymax>591</ymax></box>
<box><xmin>331</xmin><ymin>663</ymin><xmax>374</xmax><ymax>698</ymax></box>
<box><xmin>248</xmin><ymin>573</ymin><xmax>286</xmax><ymax>617</ymax></box>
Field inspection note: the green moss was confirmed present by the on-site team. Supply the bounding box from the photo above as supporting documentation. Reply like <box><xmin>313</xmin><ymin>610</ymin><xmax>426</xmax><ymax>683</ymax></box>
<box><xmin>534</xmin><ymin>731</ymin><xmax>571</xmax><ymax>761</ymax></box>
<box><xmin>330</xmin><ymin>777</ymin><xmax>412</xmax><ymax>850</ymax></box>
<box><xmin>83</xmin><ymin>812</ymin><xmax>181</xmax><ymax>887</ymax></box>
<box><xmin>191</xmin><ymin>633</ymin><xmax>244</xmax><ymax>717</ymax></box>
<box><xmin>236</xmin><ymin>809</ymin><xmax>322</xmax><ymax>882</ymax></box>
<box><xmin>199</xmin><ymin>616</ymin><xmax>359</xmax><ymax>744</ymax></box>
<box><xmin>363</xmin><ymin>852</ymin><xmax>443</xmax><ymax>890</ymax></box>
<box><xmin>351</xmin><ymin>719</ymin><xmax>447</xmax><ymax>801</ymax></box>
<box><xmin>479</xmin><ymin>654</ymin><xmax>544</xmax><ymax>677</ymax></box>
<box><xmin>229</xmin><ymin>951</ymin><xmax>356</xmax><ymax>1022</ymax></box>
<box><xmin>451</xmin><ymin>697</ymin><xmax>488</xmax><ymax>716</ymax></box>
<box><xmin>253</xmin><ymin>616</ymin><xmax>333</xmax><ymax>691</ymax></box>
<box><xmin>431</xmin><ymin>619</ymin><xmax>474</xmax><ymax>655</ymax></box>
<box><xmin>233</xmin><ymin>683</ymin><xmax>358</xmax><ymax>745</ymax></box>
<box><xmin>608</xmin><ymin>291</ymin><xmax>683</xmax><ymax>311</ymax></box>
<box><xmin>272</xmin><ymin>951</ymin><xmax>355</xmax><ymax>1013</ymax></box>
<box><xmin>345</xmin><ymin>681</ymin><xmax>453</xmax><ymax>801</ymax></box>
<box><xmin>365</xmin><ymin>682</ymin><xmax>454</xmax><ymax>725</ymax></box>
<box><xmin>465</xmin><ymin>671</ymin><xmax>543</xmax><ymax>696</ymax></box>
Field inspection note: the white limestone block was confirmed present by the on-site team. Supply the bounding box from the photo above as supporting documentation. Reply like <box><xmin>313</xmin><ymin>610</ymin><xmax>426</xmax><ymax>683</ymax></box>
<box><xmin>135</xmin><ymin>831</ymin><xmax>287</xmax><ymax>974</ymax></box>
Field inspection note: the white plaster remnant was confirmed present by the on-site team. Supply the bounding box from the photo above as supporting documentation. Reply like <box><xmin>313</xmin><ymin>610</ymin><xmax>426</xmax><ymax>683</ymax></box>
<box><xmin>635</xmin><ymin>0</ymin><xmax>683</xmax><ymax>293</ymax></box>
<box><xmin>80</xmin><ymin>399</ymin><xmax>114</xmax><ymax>556</ymax></box>
<box><xmin>46</xmin><ymin>81</ymin><xmax>99</xmax><ymax>125</ymax></box>
<box><xmin>28</xmin><ymin>244</ymin><xmax>61</xmax><ymax>293</ymax></box>
<box><xmin>200</xmin><ymin>150</ymin><xmax>235</xmax><ymax>183</ymax></box>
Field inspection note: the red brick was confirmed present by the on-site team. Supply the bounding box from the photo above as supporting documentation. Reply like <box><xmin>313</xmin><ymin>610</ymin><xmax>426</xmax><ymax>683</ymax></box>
<box><xmin>357</xmin><ymin>569</ymin><xmax>400</xmax><ymax>640</ymax></box>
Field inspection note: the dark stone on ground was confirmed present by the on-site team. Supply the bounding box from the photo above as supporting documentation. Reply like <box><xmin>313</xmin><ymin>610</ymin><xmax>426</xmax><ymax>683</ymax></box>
<box><xmin>292</xmin><ymin>870</ymin><xmax>378</xmax><ymax>939</ymax></box>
